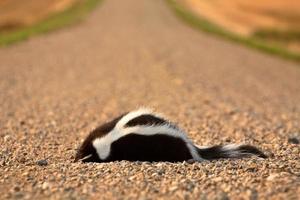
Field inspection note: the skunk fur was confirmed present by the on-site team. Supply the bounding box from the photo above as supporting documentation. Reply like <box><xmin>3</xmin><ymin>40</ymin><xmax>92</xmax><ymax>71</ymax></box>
<box><xmin>75</xmin><ymin>108</ymin><xmax>267</xmax><ymax>162</ymax></box>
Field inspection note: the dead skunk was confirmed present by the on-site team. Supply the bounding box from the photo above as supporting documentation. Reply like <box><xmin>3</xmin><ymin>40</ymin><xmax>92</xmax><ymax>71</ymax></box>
<box><xmin>75</xmin><ymin>108</ymin><xmax>267</xmax><ymax>163</ymax></box>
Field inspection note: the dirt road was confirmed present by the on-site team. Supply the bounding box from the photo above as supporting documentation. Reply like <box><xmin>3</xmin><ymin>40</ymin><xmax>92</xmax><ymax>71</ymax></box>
<box><xmin>1</xmin><ymin>0</ymin><xmax>299</xmax><ymax>199</ymax></box>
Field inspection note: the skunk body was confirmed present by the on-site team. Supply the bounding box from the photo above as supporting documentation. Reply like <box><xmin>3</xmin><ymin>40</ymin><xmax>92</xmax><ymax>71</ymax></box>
<box><xmin>75</xmin><ymin>108</ymin><xmax>267</xmax><ymax>163</ymax></box>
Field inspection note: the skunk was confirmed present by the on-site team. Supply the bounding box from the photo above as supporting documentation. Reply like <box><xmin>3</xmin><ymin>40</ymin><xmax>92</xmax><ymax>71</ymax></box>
<box><xmin>75</xmin><ymin>108</ymin><xmax>267</xmax><ymax>163</ymax></box>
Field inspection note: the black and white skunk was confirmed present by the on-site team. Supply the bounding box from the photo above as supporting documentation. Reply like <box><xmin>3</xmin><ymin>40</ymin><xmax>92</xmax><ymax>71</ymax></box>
<box><xmin>75</xmin><ymin>108</ymin><xmax>267</xmax><ymax>163</ymax></box>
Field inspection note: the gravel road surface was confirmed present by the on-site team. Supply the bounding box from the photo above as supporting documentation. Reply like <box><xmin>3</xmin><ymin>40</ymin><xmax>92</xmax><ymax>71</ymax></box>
<box><xmin>1</xmin><ymin>0</ymin><xmax>300</xmax><ymax>199</ymax></box>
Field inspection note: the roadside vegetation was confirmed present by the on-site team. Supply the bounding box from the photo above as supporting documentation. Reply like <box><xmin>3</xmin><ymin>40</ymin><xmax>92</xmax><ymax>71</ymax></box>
<box><xmin>0</xmin><ymin>0</ymin><xmax>102</xmax><ymax>46</ymax></box>
<box><xmin>166</xmin><ymin>0</ymin><xmax>300</xmax><ymax>62</ymax></box>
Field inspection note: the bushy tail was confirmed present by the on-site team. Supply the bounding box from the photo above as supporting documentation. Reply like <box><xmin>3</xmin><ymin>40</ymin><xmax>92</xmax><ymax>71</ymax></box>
<box><xmin>196</xmin><ymin>144</ymin><xmax>267</xmax><ymax>160</ymax></box>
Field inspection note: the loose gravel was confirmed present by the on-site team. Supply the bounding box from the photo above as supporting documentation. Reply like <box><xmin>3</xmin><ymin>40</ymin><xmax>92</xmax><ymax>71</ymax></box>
<box><xmin>0</xmin><ymin>0</ymin><xmax>300</xmax><ymax>199</ymax></box>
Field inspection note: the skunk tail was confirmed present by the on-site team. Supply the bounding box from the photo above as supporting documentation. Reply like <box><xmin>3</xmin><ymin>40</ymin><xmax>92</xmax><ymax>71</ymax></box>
<box><xmin>196</xmin><ymin>144</ymin><xmax>267</xmax><ymax>160</ymax></box>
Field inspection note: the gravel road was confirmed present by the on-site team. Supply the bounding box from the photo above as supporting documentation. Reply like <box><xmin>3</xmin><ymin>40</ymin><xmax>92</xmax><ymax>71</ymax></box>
<box><xmin>1</xmin><ymin>0</ymin><xmax>300</xmax><ymax>199</ymax></box>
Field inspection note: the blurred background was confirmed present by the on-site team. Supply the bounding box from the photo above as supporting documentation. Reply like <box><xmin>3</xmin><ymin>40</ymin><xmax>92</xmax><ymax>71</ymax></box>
<box><xmin>0</xmin><ymin>0</ymin><xmax>79</xmax><ymax>30</ymax></box>
<box><xmin>1</xmin><ymin>0</ymin><xmax>300</xmax><ymax>57</ymax></box>
<box><xmin>182</xmin><ymin>0</ymin><xmax>300</xmax><ymax>55</ymax></box>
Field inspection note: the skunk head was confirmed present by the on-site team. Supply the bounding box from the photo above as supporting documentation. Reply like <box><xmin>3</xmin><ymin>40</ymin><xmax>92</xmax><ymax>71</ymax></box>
<box><xmin>74</xmin><ymin>129</ymin><xmax>102</xmax><ymax>162</ymax></box>
<box><xmin>75</xmin><ymin>113</ymin><xmax>127</xmax><ymax>162</ymax></box>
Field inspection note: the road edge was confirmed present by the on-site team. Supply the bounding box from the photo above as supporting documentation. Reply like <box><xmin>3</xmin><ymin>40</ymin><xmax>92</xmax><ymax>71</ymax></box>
<box><xmin>166</xmin><ymin>0</ymin><xmax>300</xmax><ymax>63</ymax></box>
<box><xmin>0</xmin><ymin>0</ymin><xmax>103</xmax><ymax>47</ymax></box>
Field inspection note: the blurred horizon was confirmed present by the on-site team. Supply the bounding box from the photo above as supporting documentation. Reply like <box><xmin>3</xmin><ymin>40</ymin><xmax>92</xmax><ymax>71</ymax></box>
<box><xmin>0</xmin><ymin>0</ymin><xmax>300</xmax><ymax>56</ymax></box>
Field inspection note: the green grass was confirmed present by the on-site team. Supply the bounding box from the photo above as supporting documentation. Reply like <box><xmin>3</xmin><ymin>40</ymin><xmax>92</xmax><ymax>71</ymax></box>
<box><xmin>166</xmin><ymin>0</ymin><xmax>300</xmax><ymax>62</ymax></box>
<box><xmin>0</xmin><ymin>0</ymin><xmax>102</xmax><ymax>46</ymax></box>
<box><xmin>254</xmin><ymin>29</ymin><xmax>300</xmax><ymax>42</ymax></box>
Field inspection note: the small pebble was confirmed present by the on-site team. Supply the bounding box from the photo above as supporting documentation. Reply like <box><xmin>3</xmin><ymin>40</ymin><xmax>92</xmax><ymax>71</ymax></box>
<box><xmin>36</xmin><ymin>159</ymin><xmax>48</xmax><ymax>166</ymax></box>
<box><xmin>266</xmin><ymin>174</ymin><xmax>278</xmax><ymax>181</ymax></box>
<box><xmin>288</xmin><ymin>137</ymin><xmax>299</xmax><ymax>144</ymax></box>
<box><xmin>42</xmin><ymin>182</ymin><xmax>49</xmax><ymax>190</ymax></box>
